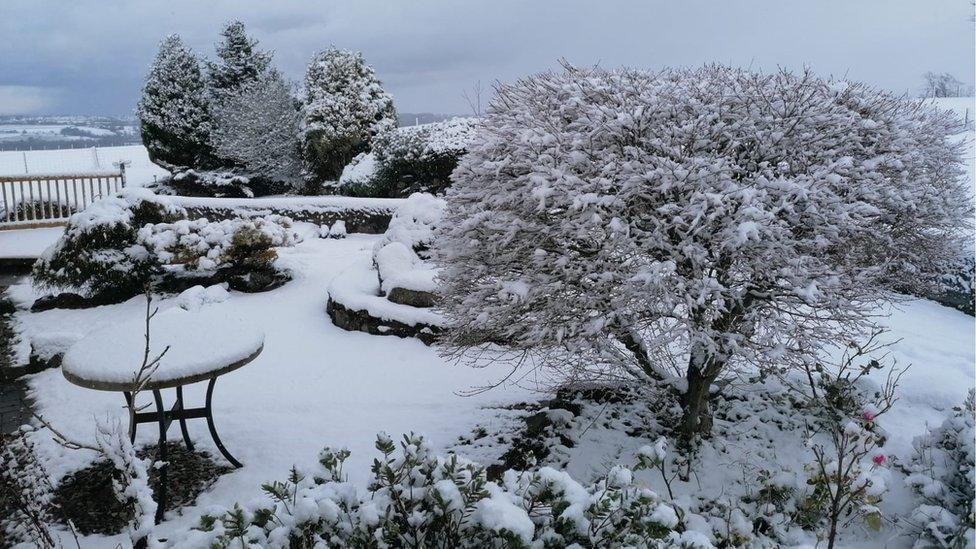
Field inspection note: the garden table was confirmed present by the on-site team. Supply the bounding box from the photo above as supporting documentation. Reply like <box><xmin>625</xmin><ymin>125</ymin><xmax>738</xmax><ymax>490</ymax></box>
<box><xmin>61</xmin><ymin>307</ymin><xmax>264</xmax><ymax>523</ymax></box>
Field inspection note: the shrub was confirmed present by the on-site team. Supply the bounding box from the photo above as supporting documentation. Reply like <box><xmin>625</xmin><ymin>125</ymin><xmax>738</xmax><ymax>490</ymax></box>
<box><xmin>334</xmin><ymin>152</ymin><xmax>381</xmax><ymax>197</ymax></box>
<box><xmin>32</xmin><ymin>189</ymin><xmax>183</xmax><ymax>300</ymax></box>
<box><xmin>374</xmin><ymin>192</ymin><xmax>446</xmax><ymax>258</ymax></box>
<box><xmin>435</xmin><ymin>64</ymin><xmax>972</xmax><ymax>444</ymax></box>
<box><xmin>369</xmin><ymin>117</ymin><xmax>478</xmax><ymax>197</ymax></box>
<box><xmin>178</xmin><ymin>433</ymin><xmax>706</xmax><ymax>548</ymax></box>
<box><xmin>905</xmin><ymin>390</ymin><xmax>975</xmax><ymax>547</ymax></box>
<box><xmin>32</xmin><ymin>190</ymin><xmax>298</xmax><ymax>302</ymax></box>
<box><xmin>301</xmin><ymin>47</ymin><xmax>396</xmax><ymax>183</ymax></box>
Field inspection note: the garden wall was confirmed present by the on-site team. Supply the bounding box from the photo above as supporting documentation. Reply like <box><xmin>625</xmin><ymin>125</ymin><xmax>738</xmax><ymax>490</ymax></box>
<box><xmin>171</xmin><ymin>195</ymin><xmax>404</xmax><ymax>234</ymax></box>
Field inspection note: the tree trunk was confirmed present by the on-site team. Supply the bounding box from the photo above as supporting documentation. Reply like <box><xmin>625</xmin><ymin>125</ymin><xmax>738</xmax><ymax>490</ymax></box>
<box><xmin>678</xmin><ymin>352</ymin><xmax>721</xmax><ymax>444</ymax></box>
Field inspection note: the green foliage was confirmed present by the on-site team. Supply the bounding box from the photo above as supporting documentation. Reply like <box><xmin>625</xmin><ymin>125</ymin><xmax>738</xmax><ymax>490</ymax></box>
<box><xmin>31</xmin><ymin>192</ymin><xmax>182</xmax><ymax>300</ymax></box>
<box><xmin>137</xmin><ymin>35</ymin><xmax>215</xmax><ymax>170</ymax></box>
<box><xmin>186</xmin><ymin>432</ymin><xmax>695</xmax><ymax>548</ymax></box>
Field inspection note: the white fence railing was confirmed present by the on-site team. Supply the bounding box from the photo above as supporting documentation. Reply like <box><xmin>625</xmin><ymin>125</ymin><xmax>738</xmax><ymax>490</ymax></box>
<box><xmin>0</xmin><ymin>171</ymin><xmax>126</xmax><ymax>229</ymax></box>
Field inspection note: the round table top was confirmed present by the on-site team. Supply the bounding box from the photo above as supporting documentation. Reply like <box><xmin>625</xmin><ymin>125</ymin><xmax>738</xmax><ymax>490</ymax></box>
<box><xmin>62</xmin><ymin>307</ymin><xmax>265</xmax><ymax>392</ymax></box>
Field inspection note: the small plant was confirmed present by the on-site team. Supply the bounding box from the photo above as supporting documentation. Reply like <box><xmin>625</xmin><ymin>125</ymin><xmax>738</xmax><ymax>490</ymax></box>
<box><xmin>792</xmin><ymin>332</ymin><xmax>903</xmax><ymax>549</ymax></box>
<box><xmin>904</xmin><ymin>390</ymin><xmax>975</xmax><ymax>547</ymax></box>
<box><xmin>183</xmin><ymin>432</ymin><xmax>701</xmax><ymax>548</ymax></box>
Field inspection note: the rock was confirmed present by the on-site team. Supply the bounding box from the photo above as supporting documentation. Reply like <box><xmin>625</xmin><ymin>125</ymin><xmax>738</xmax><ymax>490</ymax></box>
<box><xmin>387</xmin><ymin>287</ymin><xmax>438</xmax><ymax>308</ymax></box>
<box><xmin>30</xmin><ymin>292</ymin><xmax>126</xmax><ymax>312</ymax></box>
<box><xmin>326</xmin><ymin>298</ymin><xmax>440</xmax><ymax>345</ymax></box>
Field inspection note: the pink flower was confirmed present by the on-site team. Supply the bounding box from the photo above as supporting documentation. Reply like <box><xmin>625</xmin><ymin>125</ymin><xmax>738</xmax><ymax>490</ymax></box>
<box><xmin>872</xmin><ymin>454</ymin><xmax>887</xmax><ymax>466</ymax></box>
<box><xmin>861</xmin><ymin>411</ymin><xmax>876</xmax><ymax>423</ymax></box>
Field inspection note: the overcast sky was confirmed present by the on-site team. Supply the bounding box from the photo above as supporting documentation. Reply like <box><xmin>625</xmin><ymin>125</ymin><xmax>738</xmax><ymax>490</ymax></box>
<box><xmin>1</xmin><ymin>0</ymin><xmax>973</xmax><ymax>117</ymax></box>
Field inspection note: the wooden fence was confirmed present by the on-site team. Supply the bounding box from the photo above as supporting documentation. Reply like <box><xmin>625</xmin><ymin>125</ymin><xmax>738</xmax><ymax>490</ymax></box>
<box><xmin>0</xmin><ymin>171</ymin><xmax>126</xmax><ymax>229</ymax></box>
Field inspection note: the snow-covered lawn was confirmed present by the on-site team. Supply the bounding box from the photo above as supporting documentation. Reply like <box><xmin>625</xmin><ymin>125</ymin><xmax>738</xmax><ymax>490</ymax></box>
<box><xmin>8</xmin><ymin>227</ymin><xmax>535</xmax><ymax>545</ymax></box>
<box><xmin>5</xmin><ymin>223</ymin><xmax>974</xmax><ymax>546</ymax></box>
<box><xmin>0</xmin><ymin>227</ymin><xmax>64</xmax><ymax>259</ymax></box>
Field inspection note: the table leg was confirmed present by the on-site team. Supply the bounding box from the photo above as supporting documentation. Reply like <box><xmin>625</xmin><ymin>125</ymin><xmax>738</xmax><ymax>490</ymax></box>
<box><xmin>175</xmin><ymin>385</ymin><xmax>194</xmax><ymax>452</ymax></box>
<box><xmin>205</xmin><ymin>376</ymin><xmax>243</xmax><ymax>468</ymax></box>
<box><xmin>152</xmin><ymin>389</ymin><xmax>167</xmax><ymax>525</ymax></box>
<box><xmin>123</xmin><ymin>391</ymin><xmax>137</xmax><ymax>443</ymax></box>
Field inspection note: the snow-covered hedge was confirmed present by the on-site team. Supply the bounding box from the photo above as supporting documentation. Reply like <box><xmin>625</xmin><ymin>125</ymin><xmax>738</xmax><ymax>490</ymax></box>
<box><xmin>177</xmin><ymin>433</ymin><xmax>707</xmax><ymax>548</ymax></box>
<box><xmin>32</xmin><ymin>189</ymin><xmax>184</xmax><ymax>300</ymax></box>
<box><xmin>905</xmin><ymin>391</ymin><xmax>975</xmax><ymax>547</ymax></box>
<box><xmin>32</xmin><ymin>189</ymin><xmax>298</xmax><ymax>302</ymax></box>
<box><xmin>337</xmin><ymin>117</ymin><xmax>477</xmax><ymax>197</ymax></box>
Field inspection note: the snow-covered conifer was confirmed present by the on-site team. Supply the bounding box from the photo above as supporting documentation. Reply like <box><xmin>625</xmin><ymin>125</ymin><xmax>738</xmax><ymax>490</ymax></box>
<box><xmin>211</xmin><ymin>69</ymin><xmax>302</xmax><ymax>187</ymax></box>
<box><xmin>137</xmin><ymin>35</ymin><xmax>214</xmax><ymax>169</ymax></box>
<box><xmin>300</xmin><ymin>47</ymin><xmax>396</xmax><ymax>182</ymax></box>
<box><xmin>435</xmin><ymin>64</ymin><xmax>972</xmax><ymax>442</ymax></box>
<box><xmin>207</xmin><ymin>20</ymin><xmax>272</xmax><ymax>100</ymax></box>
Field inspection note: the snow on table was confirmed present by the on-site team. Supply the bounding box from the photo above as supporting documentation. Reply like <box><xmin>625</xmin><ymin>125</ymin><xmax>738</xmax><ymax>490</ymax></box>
<box><xmin>0</xmin><ymin>226</ymin><xmax>64</xmax><ymax>258</ymax></box>
<box><xmin>62</xmin><ymin>307</ymin><xmax>264</xmax><ymax>391</ymax></box>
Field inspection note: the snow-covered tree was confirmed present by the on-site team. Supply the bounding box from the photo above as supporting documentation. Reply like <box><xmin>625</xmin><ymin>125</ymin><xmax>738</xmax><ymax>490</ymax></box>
<box><xmin>211</xmin><ymin>69</ymin><xmax>302</xmax><ymax>187</ymax></box>
<box><xmin>207</xmin><ymin>20</ymin><xmax>272</xmax><ymax>101</ymax></box>
<box><xmin>435</xmin><ymin>64</ymin><xmax>972</xmax><ymax>443</ymax></box>
<box><xmin>301</xmin><ymin>47</ymin><xmax>396</xmax><ymax>183</ymax></box>
<box><xmin>137</xmin><ymin>35</ymin><xmax>215</xmax><ymax>170</ymax></box>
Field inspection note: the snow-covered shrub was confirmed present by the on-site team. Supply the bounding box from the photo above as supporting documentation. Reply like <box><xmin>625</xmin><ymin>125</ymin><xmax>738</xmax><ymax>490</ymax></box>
<box><xmin>138</xmin><ymin>215</ymin><xmax>298</xmax><ymax>273</ymax></box>
<box><xmin>138</xmin><ymin>35</ymin><xmax>215</xmax><ymax>170</ymax></box>
<box><xmin>905</xmin><ymin>390</ymin><xmax>975</xmax><ymax>547</ymax></box>
<box><xmin>369</xmin><ymin>117</ymin><xmax>478</xmax><ymax>197</ymax></box>
<box><xmin>32</xmin><ymin>188</ymin><xmax>184</xmax><ymax>300</ymax></box>
<box><xmin>0</xmin><ymin>427</ymin><xmax>59</xmax><ymax>546</ymax></box>
<box><xmin>301</xmin><ymin>47</ymin><xmax>396</xmax><ymax>183</ymax></box>
<box><xmin>435</xmin><ymin>64</ymin><xmax>973</xmax><ymax>443</ymax></box>
<box><xmin>179</xmin><ymin>433</ymin><xmax>702</xmax><ymax>548</ymax></box>
<box><xmin>33</xmin><ymin>190</ymin><xmax>299</xmax><ymax>301</ymax></box>
<box><xmin>334</xmin><ymin>151</ymin><xmax>379</xmax><ymax>196</ymax></box>
<box><xmin>211</xmin><ymin>69</ymin><xmax>303</xmax><ymax>190</ymax></box>
<box><xmin>375</xmin><ymin>192</ymin><xmax>447</xmax><ymax>257</ymax></box>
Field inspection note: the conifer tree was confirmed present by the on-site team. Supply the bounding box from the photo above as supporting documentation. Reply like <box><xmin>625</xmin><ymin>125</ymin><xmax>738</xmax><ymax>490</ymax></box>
<box><xmin>301</xmin><ymin>47</ymin><xmax>396</xmax><ymax>183</ymax></box>
<box><xmin>137</xmin><ymin>35</ymin><xmax>214</xmax><ymax>169</ymax></box>
<box><xmin>207</xmin><ymin>21</ymin><xmax>272</xmax><ymax>101</ymax></box>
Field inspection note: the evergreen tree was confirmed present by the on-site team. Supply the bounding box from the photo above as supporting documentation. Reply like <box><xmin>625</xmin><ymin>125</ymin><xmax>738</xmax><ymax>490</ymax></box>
<box><xmin>207</xmin><ymin>21</ymin><xmax>272</xmax><ymax>101</ymax></box>
<box><xmin>137</xmin><ymin>35</ymin><xmax>214</xmax><ymax>170</ymax></box>
<box><xmin>212</xmin><ymin>69</ymin><xmax>302</xmax><ymax>188</ymax></box>
<box><xmin>301</xmin><ymin>47</ymin><xmax>396</xmax><ymax>183</ymax></box>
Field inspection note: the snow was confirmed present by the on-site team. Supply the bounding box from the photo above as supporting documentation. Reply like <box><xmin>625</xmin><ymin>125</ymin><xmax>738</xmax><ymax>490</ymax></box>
<box><xmin>0</xmin><ymin>227</ymin><xmax>64</xmax><ymax>258</ymax></box>
<box><xmin>337</xmin><ymin>152</ymin><xmax>378</xmax><ymax>188</ymax></box>
<box><xmin>11</xmin><ymin>232</ymin><xmax>532</xmax><ymax>545</ymax></box>
<box><xmin>374</xmin><ymin>241</ymin><xmax>437</xmax><ymax>294</ymax></box>
<box><xmin>30</xmin><ymin>331</ymin><xmax>82</xmax><ymax>361</ymax></box>
<box><xmin>176</xmin><ymin>284</ymin><xmax>230</xmax><ymax>311</ymax></box>
<box><xmin>374</xmin><ymin>192</ymin><xmax>446</xmax><ymax>251</ymax></box>
<box><xmin>61</xmin><ymin>306</ymin><xmax>265</xmax><ymax>386</ymax></box>
<box><xmin>329</xmin><ymin>255</ymin><xmax>445</xmax><ymax>327</ymax></box>
<box><xmin>0</xmin><ymin>145</ymin><xmax>169</xmax><ymax>185</ymax></box>
<box><xmin>169</xmin><ymin>194</ymin><xmax>402</xmax><ymax>214</ymax></box>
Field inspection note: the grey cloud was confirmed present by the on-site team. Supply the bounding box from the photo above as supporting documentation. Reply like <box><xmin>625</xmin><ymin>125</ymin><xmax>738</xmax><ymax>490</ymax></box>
<box><xmin>0</xmin><ymin>0</ymin><xmax>972</xmax><ymax>116</ymax></box>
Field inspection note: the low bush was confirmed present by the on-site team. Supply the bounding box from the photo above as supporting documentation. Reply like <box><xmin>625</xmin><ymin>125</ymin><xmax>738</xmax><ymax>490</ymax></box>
<box><xmin>339</xmin><ymin>117</ymin><xmax>477</xmax><ymax>198</ymax></box>
<box><xmin>32</xmin><ymin>189</ymin><xmax>298</xmax><ymax>303</ymax></box>
<box><xmin>32</xmin><ymin>189</ymin><xmax>184</xmax><ymax>301</ymax></box>
<box><xmin>179</xmin><ymin>432</ymin><xmax>708</xmax><ymax>548</ymax></box>
<box><xmin>905</xmin><ymin>390</ymin><xmax>975</xmax><ymax>547</ymax></box>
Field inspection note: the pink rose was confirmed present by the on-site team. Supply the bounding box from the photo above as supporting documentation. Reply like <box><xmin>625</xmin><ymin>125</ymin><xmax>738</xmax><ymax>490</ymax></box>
<box><xmin>872</xmin><ymin>454</ymin><xmax>887</xmax><ymax>466</ymax></box>
<box><xmin>861</xmin><ymin>411</ymin><xmax>876</xmax><ymax>423</ymax></box>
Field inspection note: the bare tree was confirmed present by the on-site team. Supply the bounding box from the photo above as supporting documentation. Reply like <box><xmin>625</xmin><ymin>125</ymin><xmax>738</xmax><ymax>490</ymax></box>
<box><xmin>462</xmin><ymin>80</ymin><xmax>485</xmax><ymax>117</ymax></box>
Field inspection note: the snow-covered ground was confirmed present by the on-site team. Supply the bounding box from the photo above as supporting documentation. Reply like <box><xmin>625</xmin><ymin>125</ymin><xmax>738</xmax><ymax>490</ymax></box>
<box><xmin>6</xmin><ymin>223</ymin><xmax>973</xmax><ymax>546</ymax></box>
<box><xmin>0</xmin><ymin>227</ymin><xmax>64</xmax><ymax>259</ymax></box>
<box><xmin>0</xmin><ymin>144</ymin><xmax>168</xmax><ymax>185</ymax></box>
<box><xmin>8</xmin><ymin>228</ymin><xmax>535</xmax><ymax>546</ymax></box>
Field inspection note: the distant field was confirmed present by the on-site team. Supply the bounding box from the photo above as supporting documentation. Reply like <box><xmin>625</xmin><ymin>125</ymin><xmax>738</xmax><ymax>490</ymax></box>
<box><xmin>0</xmin><ymin>144</ymin><xmax>169</xmax><ymax>187</ymax></box>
